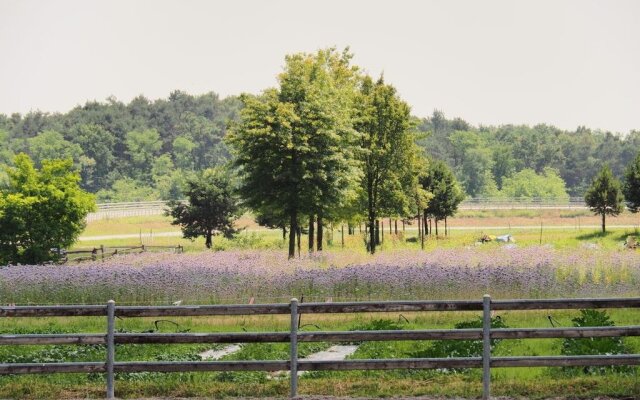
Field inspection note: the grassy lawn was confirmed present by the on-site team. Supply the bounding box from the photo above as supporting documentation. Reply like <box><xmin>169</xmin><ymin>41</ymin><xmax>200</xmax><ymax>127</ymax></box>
<box><xmin>1</xmin><ymin>311</ymin><xmax>639</xmax><ymax>398</ymax></box>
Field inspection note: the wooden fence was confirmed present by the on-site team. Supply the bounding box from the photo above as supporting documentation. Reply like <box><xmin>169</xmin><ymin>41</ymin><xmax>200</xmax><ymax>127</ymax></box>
<box><xmin>62</xmin><ymin>245</ymin><xmax>184</xmax><ymax>263</ymax></box>
<box><xmin>1</xmin><ymin>296</ymin><xmax>640</xmax><ymax>399</ymax></box>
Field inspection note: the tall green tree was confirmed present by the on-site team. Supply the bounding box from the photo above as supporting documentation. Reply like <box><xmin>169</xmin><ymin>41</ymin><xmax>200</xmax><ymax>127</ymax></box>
<box><xmin>228</xmin><ymin>48</ymin><xmax>359</xmax><ymax>258</ymax></box>
<box><xmin>167</xmin><ymin>167</ymin><xmax>241</xmax><ymax>249</ymax></box>
<box><xmin>354</xmin><ymin>76</ymin><xmax>422</xmax><ymax>254</ymax></box>
<box><xmin>421</xmin><ymin>160</ymin><xmax>465</xmax><ymax>235</ymax></box>
<box><xmin>623</xmin><ymin>151</ymin><xmax>640</xmax><ymax>213</ymax></box>
<box><xmin>0</xmin><ymin>153</ymin><xmax>95</xmax><ymax>264</ymax></box>
<box><xmin>584</xmin><ymin>165</ymin><xmax>624</xmax><ymax>233</ymax></box>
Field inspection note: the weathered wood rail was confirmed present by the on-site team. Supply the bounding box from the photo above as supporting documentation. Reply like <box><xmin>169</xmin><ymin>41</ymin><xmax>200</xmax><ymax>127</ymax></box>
<box><xmin>62</xmin><ymin>244</ymin><xmax>184</xmax><ymax>263</ymax></box>
<box><xmin>1</xmin><ymin>296</ymin><xmax>639</xmax><ymax>399</ymax></box>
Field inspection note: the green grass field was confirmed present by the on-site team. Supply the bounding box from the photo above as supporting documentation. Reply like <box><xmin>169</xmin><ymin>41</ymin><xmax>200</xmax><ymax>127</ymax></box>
<box><xmin>1</xmin><ymin>310</ymin><xmax>639</xmax><ymax>398</ymax></box>
<box><xmin>75</xmin><ymin>212</ymin><xmax>639</xmax><ymax>253</ymax></box>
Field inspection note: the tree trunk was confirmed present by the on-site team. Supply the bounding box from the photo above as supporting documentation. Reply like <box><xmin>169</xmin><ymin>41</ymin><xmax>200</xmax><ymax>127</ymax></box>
<box><xmin>381</xmin><ymin>220</ymin><xmax>384</xmax><ymax>243</ymax></box>
<box><xmin>288</xmin><ymin>211</ymin><xmax>297</xmax><ymax>259</ymax></box>
<box><xmin>341</xmin><ymin>225</ymin><xmax>345</xmax><ymax>248</ymax></box>
<box><xmin>308</xmin><ymin>215</ymin><xmax>315</xmax><ymax>252</ymax></box>
<box><xmin>602</xmin><ymin>212</ymin><xmax>606</xmax><ymax>233</ymax></box>
<box><xmin>375</xmin><ymin>219</ymin><xmax>380</xmax><ymax>245</ymax></box>
<box><xmin>297</xmin><ymin>226</ymin><xmax>301</xmax><ymax>258</ymax></box>
<box><xmin>429</xmin><ymin>219</ymin><xmax>432</xmax><ymax>236</ymax></box>
<box><xmin>282</xmin><ymin>227</ymin><xmax>286</xmax><ymax>241</ymax></box>
<box><xmin>417</xmin><ymin>213</ymin><xmax>422</xmax><ymax>244</ymax></box>
<box><xmin>445</xmin><ymin>217</ymin><xmax>448</xmax><ymax>236</ymax></box>
<box><xmin>435</xmin><ymin>219</ymin><xmax>439</xmax><ymax>236</ymax></box>
<box><xmin>317</xmin><ymin>213</ymin><xmax>323</xmax><ymax>251</ymax></box>
<box><xmin>205</xmin><ymin>230</ymin><xmax>212</xmax><ymax>249</ymax></box>
<box><xmin>368</xmin><ymin>218</ymin><xmax>376</xmax><ymax>254</ymax></box>
<box><xmin>424</xmin><ymin>214</ymin><xmax>428</xmax><ymax>236</ymax></box>
<box><xmin>394</xmin><ymin>219</ymin><xmax>398</xmax><ymax>235</ymax></box>
<box><xmin>389</xmin><ymin>218</ymin><xmax>392</xmax><ymax>234</ymax></box>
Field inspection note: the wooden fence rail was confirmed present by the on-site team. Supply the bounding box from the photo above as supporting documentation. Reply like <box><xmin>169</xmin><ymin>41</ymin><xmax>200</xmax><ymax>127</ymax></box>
<box><xmin>61</xmin><ymin>245</ymin><xmax>184</xmax><ymax>264</ymax></box>
<box><xmin>1</xmin><ymin>296</ymin><xmax>639</xmax><ymax>399</ymax></box>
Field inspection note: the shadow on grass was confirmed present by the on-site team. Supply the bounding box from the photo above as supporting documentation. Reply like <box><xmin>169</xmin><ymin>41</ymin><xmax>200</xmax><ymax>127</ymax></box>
<box><xmin>577</xmin><ymin>228</ymin><xmax>639</xmax><ymax>242</ymax></box>
<box><xmin>576</xmin><ymin>231</ymin><xmax>613</xmax><ymax>241</ymax></box>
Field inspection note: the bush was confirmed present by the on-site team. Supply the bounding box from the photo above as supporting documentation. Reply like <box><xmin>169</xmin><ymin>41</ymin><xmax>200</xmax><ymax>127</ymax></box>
<box><xmin>412</xmin><ymin>316</ymin><xmax>507</xmax><ymax>359</ymax></box>
<box><xmin>561</xmin><ymin>309</ymin><xmax>629</xmax><ymax>375</ymax></box>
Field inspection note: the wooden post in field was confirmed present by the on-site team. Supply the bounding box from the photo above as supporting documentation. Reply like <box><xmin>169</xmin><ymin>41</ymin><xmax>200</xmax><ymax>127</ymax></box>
<box><xmin>539</xmin><ymin>220</ymin><xmax>543</xmax><ymax>245</ymax></box>
<box><xmin>106</xmin><ymin>300</ymin><xmax>115</xmax><ymax>399</ymax></box>
<box><xmin>482</xmin><ymin>294</ymin><xmax>492</xmax><ymax>400</ymax></box>
<box><xmin>289</xmin><ymin>298</ymin><xmax>299</xmax><ymax>398</ymax></box>
<box><xmin>341</xmin><ymin>225</ymin><xmax>345</xmax><ymax>248</ymax></box>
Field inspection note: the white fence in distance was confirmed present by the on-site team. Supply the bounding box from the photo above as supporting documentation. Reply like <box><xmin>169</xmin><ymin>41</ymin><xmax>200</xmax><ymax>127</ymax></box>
<box><xmin>87</xmin><ymin>198</ymin><xmax>588</xmax><ymax>222</ymax></box>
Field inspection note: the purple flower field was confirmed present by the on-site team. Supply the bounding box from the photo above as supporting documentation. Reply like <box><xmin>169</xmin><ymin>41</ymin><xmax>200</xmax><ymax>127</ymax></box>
<box><xmin>1</xmin><ymin>247</ymin><xmax>639</xmax><ymax>305</ymax></box>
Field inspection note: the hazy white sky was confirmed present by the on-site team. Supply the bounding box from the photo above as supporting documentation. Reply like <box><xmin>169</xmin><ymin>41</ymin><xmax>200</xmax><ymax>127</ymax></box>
<box><xmin>1</xmin><ymin>0</ymin><xmax>639</xmax><ymax>133</ymax></box>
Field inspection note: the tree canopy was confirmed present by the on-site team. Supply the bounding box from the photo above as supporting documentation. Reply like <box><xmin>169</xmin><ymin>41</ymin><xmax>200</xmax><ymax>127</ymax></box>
<box><xmin>623</xmin><ymin>151</ymin><xmax>640</xmax><ymax>213</ymax></box>
<box><xmin>0</xmin><ymin>153</ymin><xmax>95</xmax><ymax>264</ymax></box>
<box><xmin>421</xmin><ymin>159</ymin><xmax>465</xmax><ymax>231</ymax></box>
<box><xmin>354</xmin><ymin>75</ymin><xmax>425</xmax><ymax>253</ymax></box>
<box><xmin>167</xmin><ymin>167</ymin><xmax>241</xmax><ymax>249</ymax></box>
<box><xmin>584</xmin><ymin>165</ymin><xmax>624</xmax><ymax>232</ymax></box>
<box><xmin>228</xmin><ymin>48</ymin><xmax>360</xmax><ymax>258</ymax></box>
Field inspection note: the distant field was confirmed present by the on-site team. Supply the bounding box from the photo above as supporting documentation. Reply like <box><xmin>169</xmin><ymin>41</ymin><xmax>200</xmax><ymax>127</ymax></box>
<box><xmin>75</xmin><ymin>210</ymin><xmax>640</xmax><ymax>253</ymax></box>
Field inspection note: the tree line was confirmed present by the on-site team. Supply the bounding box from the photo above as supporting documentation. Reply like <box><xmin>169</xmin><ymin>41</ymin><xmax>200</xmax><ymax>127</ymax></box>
<box><xmin>1</xmin><ymin>72</ymin><xmax>639</xmax><ymax>202</ymax></box>
<box><xmin>0</xmin><ymin>92</ymin><xmax>241</xmax><ymax>200</ymax></box>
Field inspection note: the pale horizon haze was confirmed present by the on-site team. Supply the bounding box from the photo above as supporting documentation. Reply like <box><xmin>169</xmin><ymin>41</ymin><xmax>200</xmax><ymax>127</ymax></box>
<box><xmin>1</xmin><ymin>0</ymin><xmax>639</xmax><ymax>133</ymax></box>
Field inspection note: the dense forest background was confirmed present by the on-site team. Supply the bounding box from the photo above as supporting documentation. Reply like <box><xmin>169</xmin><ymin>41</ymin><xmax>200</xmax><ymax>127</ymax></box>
<box><xmin>0</xmin><ymin>90</ymin><xmax>638</xmax><ymax>202</ymax></box>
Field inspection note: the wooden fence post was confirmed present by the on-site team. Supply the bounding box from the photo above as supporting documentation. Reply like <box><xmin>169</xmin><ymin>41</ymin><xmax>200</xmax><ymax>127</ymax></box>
<box><xmin>482</xmin><ymin>294</ymin><xmax>491</xmax><ymax>400</ymax></box>
<box><xmin>290</xmin><ymin>298</ymin><xmax>299</xmax><ymax>398</ymax></box>
<box><xmin>106</xmin><ymin>300</ymin><xmax>115</xmax><ymax>399</ymax></box>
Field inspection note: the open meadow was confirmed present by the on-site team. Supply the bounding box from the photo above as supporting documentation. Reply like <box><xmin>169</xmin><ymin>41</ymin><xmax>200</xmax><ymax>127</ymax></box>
<box><xmin>1</xmin><ymin>212</ymin><xmax>640</xmax><ymax>398</ymax></box>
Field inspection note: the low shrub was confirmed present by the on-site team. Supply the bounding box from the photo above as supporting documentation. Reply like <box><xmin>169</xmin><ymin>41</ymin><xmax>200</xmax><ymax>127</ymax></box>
<box><xmin>560</xmin><ymin>309</ymin><xmax>630</xmax><ymax>375</ymax></box>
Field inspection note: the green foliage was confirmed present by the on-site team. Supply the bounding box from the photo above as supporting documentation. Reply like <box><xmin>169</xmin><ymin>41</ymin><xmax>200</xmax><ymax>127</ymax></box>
<box><xmin>561</xmin><ymin>309</ymin><xmax>628</xmax><ymax>375</ymax></box>
<box><xmin>421</xmin><ymin>159</ymin><xmax>465</xmax><ymax>221</ymax></box>
<box><xmin>228</xmin><ymin>48</ymin><xmax>360</xmax><ymax>258</ymax></box>
<box><xmin>66</xmin><ymin>124</ymin><xmax>116</xmax><ymax>191</ymax></box>
<box><xmin>167</xmin><ymin>167</ymin><xmax>241</xmax><ymax>249</ymax></box>
<box><xmin>125</xmin><ymin>129</ymin><xmax>162</xmax><ymax>182</ymax></box>
<box><xmin>351</xmin><ymin>319</ymin><xmax>404</xmax><ymax>331</ymax></box>
<box><xmin>96</xmin><ymin>177</ymin><xmax>158</xmax><ymax>202</ymax></box>
<box><xmin>0</xmin><ymin>153</ymin><xmax>96</xmax><ymax>264</ymax></box>
<box><xmin>27</xmin><ymin>130</ymin><xmax>83</xmax><ymax>167</ymax></box>
<box><xmin>459</xmin><ymin>147</ymin><xmax>498</xmax><ymax>197</ymax></box>
<box><xmin>354</xmin><ymin>76</ymin><xmax>426</xmax><ymax>253</ymax></box>
<box><xmin>499</xmin><ymin>168</ymin><xmax>570</xmax><ymax>201</ymax></box>
<box><xmin>584</xmin><ymin>164</ymin><xmax>624</xmax><ymax>232</ymax></box>
<box><xmin>623</xmin><ymin>151</ymin><xmax>640</xmax><ymax>213</ymax></box>
<box><xmin>412</xmin><ymin>316</ymin><xmax>507</xmax><ymax>360</ymax></box>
